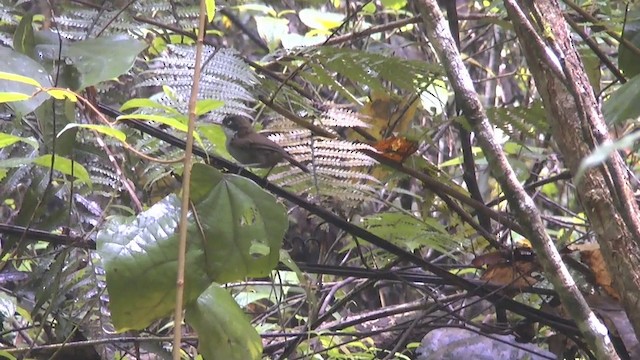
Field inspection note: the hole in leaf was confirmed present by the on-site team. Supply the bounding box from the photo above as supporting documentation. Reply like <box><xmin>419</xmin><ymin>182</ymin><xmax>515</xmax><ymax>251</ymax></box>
<box><xmin>249</xmin><ymin>240</ymin><xmax>270</xmax><ymax>259</ymax></box>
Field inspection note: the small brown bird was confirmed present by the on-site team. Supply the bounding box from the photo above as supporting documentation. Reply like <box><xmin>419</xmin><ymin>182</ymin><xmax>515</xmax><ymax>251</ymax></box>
<box><xmin>221</xmin><ymin>115</ymin><xmax>309</xmax><ymax>173</ymax></box>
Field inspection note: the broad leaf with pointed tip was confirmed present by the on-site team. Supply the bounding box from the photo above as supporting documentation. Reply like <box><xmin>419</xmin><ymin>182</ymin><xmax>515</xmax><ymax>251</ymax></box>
<box><xmin>97</xmin><ymin>195</ymin><xmax>211</xmax><ymax>331</ymax></box>
<box><xmin>66</xmin><ymin>35</ymin><xmax>147</xmax><ymax>89</ymax></box>
<box><xmin>186</xmin><ymin>283</ymin><xmax>262</xmax><ymax>360</ymax></box>
<box><xmin>190</xmin><ymin>163</ymin><xmax>287</xmax><ymax>283</ymax></box>
<box><xmin>97</xmin><ymin>164</ymin><xmax>287</xmax><ymax>331</ymax></box>
<box><xmin>0</xmin><ymin>47</ymin><xmax>51</xmax><ymax>117</ymax></box>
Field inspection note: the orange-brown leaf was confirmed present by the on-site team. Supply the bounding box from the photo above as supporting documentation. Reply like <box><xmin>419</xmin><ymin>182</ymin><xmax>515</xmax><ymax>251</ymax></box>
<box><xmin>373</xmin><ymin>136</ymin><xmax>418</xmax><ymax>163</ymax></box>
<box><xmin>580</xmin><ymin>248</ymin><xmax>620</xmax><ymax>300</ymax></box>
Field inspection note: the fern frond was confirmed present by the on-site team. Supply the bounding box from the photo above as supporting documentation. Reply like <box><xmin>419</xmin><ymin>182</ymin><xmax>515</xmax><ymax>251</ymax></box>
<box><xmin>294</xmin><ymin>47</ymin><xmax>444</xmax><ymax>95</ymax></box>
<box><xmin>487</xmin><ymin>101</ymin><xmax>549</xmax><ymax>137</ymax></box>
<box><xmin>138</xmin><ymin>45</ymin><xmax>256</xmax><ymax>121</ymax></box>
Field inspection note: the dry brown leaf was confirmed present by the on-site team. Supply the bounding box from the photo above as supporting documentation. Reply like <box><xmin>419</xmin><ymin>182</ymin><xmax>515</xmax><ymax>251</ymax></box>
<box><xmin>373</xmin><ymin>136</ymin><xmax>419</xmax><ymax>163</ymax></box>
<box><xmin>580</xmin><ymin>248</ymin><xmax>620</xmax><ymax>300</ymax></box>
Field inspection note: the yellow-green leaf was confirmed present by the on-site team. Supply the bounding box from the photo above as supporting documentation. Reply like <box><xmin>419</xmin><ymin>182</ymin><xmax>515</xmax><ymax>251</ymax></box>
<box><xmin>33</xmin><ymin>154</ymin><xmax>91</xmax><ymax>185</ymax></box>
<box><xmin>58</xmin><ymin>123</ymin><xmax>127</xmax><ymax>142</ymax></box>
<box><xmin>0</xmin><ymin>133</ymin><xmax>38</xmax><ymax>149</ymax></box>
<box><xmin>46</xmin><ymin>88</ymin><xmax>77</xmax><ymax>102</ymax></box>
<box><xmin>0</xmin><ymin>92</ymin><xmax>31</xmax><ymax>103</ymax></box>
<box><xmin>195</xmin><ymin>99</ymin><xmax>224</xmax><ymax>116</ymax></box>
<box><xmin>0</xmin><ymin>71</ymin><xmax>42</xmax><ymax>87</ymax></box>
<box><xmin>118</xmin><ymin>114</ymin><xmax>204</xmax><ymax>148</ymax></box>
<box><xmin>206</xmin><ymin>0</ymin><xmax>216</xmax><ymax>23</ymax></box>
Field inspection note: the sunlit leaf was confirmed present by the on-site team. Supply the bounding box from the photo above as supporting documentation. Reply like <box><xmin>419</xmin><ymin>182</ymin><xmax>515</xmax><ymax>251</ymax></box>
<box><xmin>117</xmin><ymin>113</ymin><xmax>204</xmax><ymax>147</ymax></box>
<box><xmin>298</xmin><ymin>9</ymin><xmax>343</xmax><ymax>30</ymax></box>
<box><xmin>0</xmin><ymin>133</ymin><xmax>38</xmax><ymax>150</ymax></box>
<box><xmin>58</xmin><ymin>123</ymin><xmax>127</xmax><ymax>142</ymax></box>
<box><xmin>195</xmin><ymin>99</ymin><xmax>224</xmax><ymax>116</ymax></box>
<box><xmin>381</xmin><ymin>0</ymin><xmax>407</xmax><ymax>10</ymax></box>
<box><xmin>120</xmin><ymin>98</ymin><xmax>179</xmax><ymax>114</ymax></box>
<box><xmin>254</xmin><ymin>16</ymin><xmax>289</xmax><ymax>51</ymax></box>
<box><xmin>0</xmin><ymin>92</ymin><xmax>31</xmax><ymax>103</ymax></box>
<box><xmin>33</xmin><ymin>154</ymin><xmax>91</xmax><ymax>185</ymax></box>
<box><xmin>205</xmin><ymin>0</ymin><xmax>216</xmax><ymax>23</ymax></box>
<box><xmin>46</xmin><ymin>88</ymin><xmax>77</xmax><ymax>102</ymax></box>
<box><xmin>0</xmin><ymin>71</ymin><xmax>42</xmax><ymax>87</ymax></box>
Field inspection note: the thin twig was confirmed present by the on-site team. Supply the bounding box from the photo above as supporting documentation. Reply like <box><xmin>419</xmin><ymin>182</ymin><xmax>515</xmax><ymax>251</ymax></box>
<box><xmin>172</xmin><ymin>1</ymin><xmax>207</xmax><ymax>358</ymax></box>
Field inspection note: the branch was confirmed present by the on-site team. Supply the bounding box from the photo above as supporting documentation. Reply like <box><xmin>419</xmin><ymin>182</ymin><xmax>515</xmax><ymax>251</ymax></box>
<box><xmin>415</xmin><ymin>0</ymin><xmax>618</xmax><ymax>358</ymax></box>
<box><xmin>97</xmin><ymin>102</ymin><xmax>580</xmax><ymax>337</ymax></box>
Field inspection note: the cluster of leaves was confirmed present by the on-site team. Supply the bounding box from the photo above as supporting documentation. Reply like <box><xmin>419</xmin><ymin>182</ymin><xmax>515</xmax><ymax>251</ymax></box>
<box><xmin>0</xmin><ymin>0</ymin><xmax>639</xmax><ymax>359</ymax></box>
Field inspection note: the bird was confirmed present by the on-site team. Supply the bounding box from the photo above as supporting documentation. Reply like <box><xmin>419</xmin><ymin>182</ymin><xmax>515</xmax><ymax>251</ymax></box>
<box><xmin>221</xmin><ymin>115</ymin><xmax>309</xmax><ymax>173</ymax></box>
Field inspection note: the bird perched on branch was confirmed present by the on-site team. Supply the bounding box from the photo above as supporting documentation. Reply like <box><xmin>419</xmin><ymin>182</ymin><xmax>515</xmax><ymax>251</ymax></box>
<box><xmin>221</xmin><ymin>115</ymin><xmax>309</xmax><ymax>173</ymax></box>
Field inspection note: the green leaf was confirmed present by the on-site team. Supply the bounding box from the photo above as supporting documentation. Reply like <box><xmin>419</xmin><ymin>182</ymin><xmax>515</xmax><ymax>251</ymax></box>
<box><xmin>254</xmin><ymin>16</ymin><xmax>289</xmax><ymax>51</ymax></box>
<box><xmin>117</xmin><ymin>113</ymin><xmax>204</xmax><ymax>147</ymax></box>
<box><xmin>58</xmin><ymin>123</ymin><xmax>127</xmax><ymax>142</ymax></box>
<box><xmin>359</xmin><ymin>212</ymin><xmax>459</xmax><ymax>254</ymax></box>
<box><xmin>0</xmin><ymin>133</ymin><xmax>38</xmax><ymax>150</ymax></box>
<box><xmin>618</xmin><ymin>12</ymin><xmax>640</xmax><ymax>78</ymax></box>
<box><xmin>33</xmin><ymin>155</ymin><xmax>91</xmax><ymax>185</ymax></box>
<box><xmin>97</xmin><ymin>195</ymin><xmax>212</xmax><ymax>331</ymax></box>
<box><xmin>46</xmin><ymin>88</ymin><xmax>77</xmax><ymax>101</ymax></box>
<box><xmin>381</xmin><ymin>0</ymin><xmax>407</xmax><ymax>10</ymax></box>
<box><xmin>97</xmin><ymin>165</ymin><xmax>287</xmax><ymax>331</ymax></box>
<box><xmin>603</xmin><ymin>74</ymin><xmax>640</xmax><ymax>124</ymax></box>
<box><xmin>0</xmin><ymin>48</ymin><xmax>52</xmax><ymax>117</ymax></box>
<box><xmin>117</xmin><ymin>113</ymin><xmax>186</xmax><ymax>131</ymax></box>
<box><xmin>0</xmin><ymin>71</ymin><xmax>42</xmax><ymax>87</ymax></box>
<box><xmin>189</xmin><ymin>164</ymin><xmax>287</xmax><ymax>283</ymax></box>
<box><xmin>205</xmin><ymin>0</ymin><xmax>216</xmax><ymax>23</ymax></box>
<box><xmin>236</xmin><ymin>4</ymin><xmax>276</xmax><ymax>16</ymax></box>
<box><xmin>35</xmin><ymin>98</ymin><xmax>77</xmax><ymax>156</ymax></box>
<box><xmin>65</xmin><ymin>35</ymin><xmax>147</xmax><ymax>89</ymax></box>
<box><xmin>120</xmin><ymin>98</ymin><xmax>179</xmax><ymax>115</ymax></box>
<box><xmin>198</xmin><ymin>123</ymin><xmax>227</xmax><ymax>153</ymax></box>
<box><xmin>0</xmin><ymin>351</ymin><xmax>17</xmax><ymax>360</ymax></box>
<box><xmin>575</xmin><ymin>131</ymin><xmax>640</xmax><ymax>181</ymax></box>
<box><xmin>185</xmin><ymin>284</ymin><xmax>262</xmax><ymax>360</ymax></box>
<box><xmin>0</xmin><ymin>92</ymin><xmax>31</xmax><ymax>103</ymax></box>
<box><xmin>195</xmin><ymin>99</ymin><xmax>224</xmax><ymax>116</ymax></box>
<box><xmin>13</xmin><ymin>13</ymin><xmax>35</xmax><ymax>56</ymax></box>
<box><xmin>298</xmin><ymin>9</ymin><xmax>344</xmax><ymax>31</ymax></box>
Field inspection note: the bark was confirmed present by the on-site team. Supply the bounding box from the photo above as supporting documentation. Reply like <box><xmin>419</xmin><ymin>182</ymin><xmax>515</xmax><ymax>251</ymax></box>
<box><xmin>503</xmin><ymin>0</ymin><xmax>640</xmax><ymax>345</ymax></box>
<box><xmin>415</xmin><ymin>0</ymin><xmax>620</xmax><ymax>358</ymax></box>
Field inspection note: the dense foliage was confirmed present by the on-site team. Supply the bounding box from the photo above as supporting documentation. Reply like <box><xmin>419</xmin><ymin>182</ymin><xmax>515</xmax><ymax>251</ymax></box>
<box><xmin>0</xmin><ymin>0</ymin><xmax>639</xmax><ymax>359</ymax></box>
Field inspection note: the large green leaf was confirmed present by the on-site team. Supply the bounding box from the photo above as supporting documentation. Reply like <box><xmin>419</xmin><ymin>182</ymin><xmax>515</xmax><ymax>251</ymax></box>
<box><xmin>185</xmin><ymin>283</ymin><xmax>262</xmax><ymax>360</ymax></box>
<box><xmin>97</xmin><ymin>195</ymin><xmax>212</xmax><ymax>331</ymax></box>
<box><xmin>97</xmin><ymin>164</ymin><xmax>287</xmax><ymax>331</ymax></box>
<box><xmin>65</xmin><ymin>35</ymin><xmax>147</xmax><ymax>89</ymax></box>
<box><xmin>190</xmin><ymin>163</ymin><xmax>287</xmax><ymax>283</ymax></box>
<box><xmin>0</xmin><ymin>47</ymin><xmax>52</xmax><ymax>117</ymax></box>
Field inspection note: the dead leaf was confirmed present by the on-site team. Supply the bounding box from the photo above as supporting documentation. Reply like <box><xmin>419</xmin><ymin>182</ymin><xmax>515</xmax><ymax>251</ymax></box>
<box><xmin>580</xmin><ymin>248</ymin><xmax>620</xmax><ymax>300</ymax></box>
<box><xmin>373</xmin><ymin>136</ymin><xmax>419</xmax><ymax>163</ymax></box>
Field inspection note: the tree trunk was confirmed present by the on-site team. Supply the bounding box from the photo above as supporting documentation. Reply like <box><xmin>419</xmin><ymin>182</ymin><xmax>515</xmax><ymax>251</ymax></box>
<box><xmin>504</xmin><ymin>0</ymin><xmax>640</xmax><ymax>342</ymax></box>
